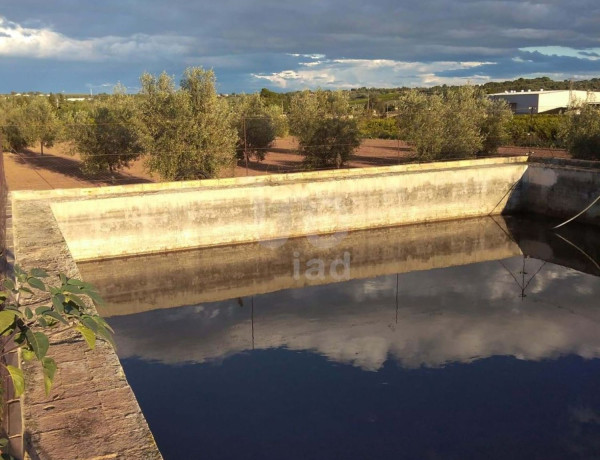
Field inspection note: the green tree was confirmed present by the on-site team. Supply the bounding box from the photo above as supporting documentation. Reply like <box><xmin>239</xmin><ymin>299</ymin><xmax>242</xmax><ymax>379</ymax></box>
<box><xmin>300</xmin><ymin>118</ymin><xmax>361</xmax><ymax>168</ymax></box>
<box><xmin>397</xmin><ymin>85</ymin><xmax>512</xmax><ymax>160</ymax></box>
<box><xmin>397</xmin><ymin>90</ymin><xmax>445</xmax><ymax>160</ymax></box>
<box><xmin>479</xmin><ymin>98</ymin><xmax>513</xmax><ymax>155</ymax></box>
<box><xmin>71</xmin><ymin>90</ymin><xmax>143</xmax><ymax>178</ymax></box>
<box><xmin>138</xmin><ymin>67</ymin><xmax>237</xmax><ymax>180</ymax></box>
<box><xmin>20</xmin><ymin>97</ymin><xmax>62</xmax><ymax>155</ymax></box>
<box><xmin>442</xmin><ymin>85</ymin><xmax>486</xmax><ymax>158</ymax></box>
<box><xmin>560</xmin><ymin>103</ymin><xmax>600</xmax><ymax>160</ymax></box>
<box><xmin>232</xmin><ymin>94</ymin><xmax>276</xmax><ymax>162</ymax></box>
<box><xmin>288</xmin><ymin>90</ymin><xmax>361</xmax><ymax>168</ymax></box>
<box><xmin>264</xmin><ymin>104</ymin><xmax>288</xmax><ymax>138</ymax></box>
<box><xmin>1</xmin><ymin>98</ymin><xmax>29</xmax><ymax>152</ymax></box>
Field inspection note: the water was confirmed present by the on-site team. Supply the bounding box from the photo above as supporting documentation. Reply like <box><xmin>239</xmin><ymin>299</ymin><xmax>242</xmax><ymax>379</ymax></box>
<box><xmin>78</xmin><ymin>215</ymin><xmax>600</xmax><ymax>460</ymax></box>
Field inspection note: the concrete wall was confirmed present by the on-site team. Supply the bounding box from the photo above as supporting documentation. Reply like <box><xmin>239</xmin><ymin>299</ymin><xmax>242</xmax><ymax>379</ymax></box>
<box><xmin>521</xmin><ymin>161</ymin><xmax>600</xmax><ymax>226</ymax></box>
<box><xmin>40</xmin><ymin>157</ymin><xmax>528</xmax><ymax>261</ymax></box>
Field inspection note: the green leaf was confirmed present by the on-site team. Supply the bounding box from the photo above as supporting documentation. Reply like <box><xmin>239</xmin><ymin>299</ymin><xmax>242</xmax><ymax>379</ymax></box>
<box><xmin>30</xmin><ymin>268</ymin><xmax>49</xmax><ymax>278</ymax></box>
<box><xmin>0</xmin><ymin>438</ymin><xmax>7</xmax><ymax>448</ymax></box>
<box><xmin>95</xmin><ymin>323</ymin><xmax>116</xmax><ymax>349</ymax></box>
<box><xmin>94</xmin><ymin>316</ymin><xmax>114</xmax><ymax>334</ymax></box>
<box><xmin>87</xmin><ymin>290</ymin><xmax>105</xmax><ymax>306</ymax></box>
<box><xmin>59</xmin><ymin>273</ymin><xmax>67</xmax><ymax>285</ymax></box>
<box><xmin>6</xmin><ymin>365</ymin><xmax>24</xmax><ymax>397</ymax></box>
<box><xmin>25</xmin><ymin>330</ymin><xmax>50</xmax><ymax>360</ymax></box>
<box><xmin>24</xmin><ymin>307</ymin><xmax>33</xmax><ymax>320</ymax></box>
<box><xmin>0</xmin><ymin>310</ymin><xmax>18</xmax><ymax>334</ymax></box>
<box><xmin>81</xmin><ymin>316</ymin><xmax>99</xmax><ymax>333</ymax></box>
<box><xmin>42</xmin><ymin>357</ymin><xmax>57</xmax><ymax>396</ymax></box>
<box><xmin>76</xmin><ymin>325</ymin><xmax>96</xmax><ymax>349</ymax></box>
<box><xmin>37</xmin><ymin>316</ymin><xmax>48</xmax><ymax>328</ymax></box>
<box><xmin>13</xmin><ymin>331</ymin><xmax>25</xmax><ymax>345</ymax></box>
<box><xmin>27</xmin><ymin>277</ymin><xmax>46</xmax><ymax>291</ymax></box>
<box><xmin>66</xmin><ymin>293</ymin><xmax>86</xmax><ymax>309</ymax></box>
<box><xmin>2</xmin><ymin>279</ymin><xmax>15</xmax><ymax>291</ymax></box>
<box><xmin>22</xmin><ymin>349</ymin><xmax>35</xmax><ymax>362</ymax></box>
<box><xmin>1</xmin><ymin>306</ymin><xmax>22</xmax><ymax>320</ymax></box>
<box><xmin>43</xmin><ymin>310</ymin><xmax>69</xmax><ymax>325</ymax></box>
<box><xmin>66</xmin><ymin>278</ymin><xmax>85</xmax><ymax>286</ymax></box>
<box><xmin>52</xmin><ymin>294</ymin><xmax>65</xmax><ymax>314</ymax></box>
<box><xmin>18</xmin><ymin>286</ymin><xmax>34</xmax><ymax>295</ymax></box>
<box><xmin>63</xmin><ymin>285</ymin><xmax>82</xmax><ymax>294</ymax></box>
<box><xmin>35</xmin><ymin>306</ymin><xmax>52</xmax><ymax>316</ymax></box>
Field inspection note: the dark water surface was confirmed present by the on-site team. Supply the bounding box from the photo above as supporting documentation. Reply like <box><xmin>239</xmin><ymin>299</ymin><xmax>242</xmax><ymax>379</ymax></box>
<box><xmin>79</xmin><ymin>216</ymin><xmax>600</xmax><ymax>460</ymax></box>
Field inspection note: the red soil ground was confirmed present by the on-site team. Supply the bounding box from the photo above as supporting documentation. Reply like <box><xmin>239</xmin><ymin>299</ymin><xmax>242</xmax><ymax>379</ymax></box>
<box><xmin>3</xmin><ymin>138</ymin><xmax>570</xmax><ymax>192</ymax></box>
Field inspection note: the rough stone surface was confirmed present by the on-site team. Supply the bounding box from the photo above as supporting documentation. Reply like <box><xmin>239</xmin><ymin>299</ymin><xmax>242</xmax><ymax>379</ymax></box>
<box><xmin>11</xmin><ymin>197</ymin><xmax>161</xmax><ymax>460</ymax></box>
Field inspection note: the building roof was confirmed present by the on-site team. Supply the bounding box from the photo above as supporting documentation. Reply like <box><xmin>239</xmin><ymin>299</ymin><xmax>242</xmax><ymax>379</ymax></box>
<box><xmin>490</xmin><ymin>90</ymin><xmax>573</xmax><ymax>96</ymax></box>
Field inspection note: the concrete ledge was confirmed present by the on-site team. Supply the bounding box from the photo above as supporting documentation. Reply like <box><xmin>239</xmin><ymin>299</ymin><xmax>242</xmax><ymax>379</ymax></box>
<box><xmin>11</xmin><ymin>196</ymin><xmax>162</xmax><ymax>459</ymax></box>
<box><xmin>45</xmin><ymin>157</ymin><xmax>529</xmax><ymax>261</ymax></box>
<box><xmin>10</xmin><ymin>156</ymin><xmax>529</xmax><ymax>202</ymax></box>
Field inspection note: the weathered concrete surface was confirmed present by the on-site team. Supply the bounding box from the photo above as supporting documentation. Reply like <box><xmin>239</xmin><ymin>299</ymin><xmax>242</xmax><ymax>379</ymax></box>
<box><xmin>521</xmin><ymin>161</ymin><xmax>600</xmax><ymax>226</ymax></box>
<box><xmin>11</xmin><ymin>197</ymin><xmax>161</xmax><ymax>460</ymax></box>
<box><xmin>38</xmin><ymin>157</ymin><xmax>529</xmax><ymax>261</ymax></box>
<box><xmin>78</xmin><ymin>216</ymin><xmax>522</xmax><ymax>317</ymax></box>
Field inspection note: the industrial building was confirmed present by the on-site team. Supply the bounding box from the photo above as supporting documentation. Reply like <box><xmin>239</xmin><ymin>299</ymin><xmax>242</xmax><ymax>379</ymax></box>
<box><xmin>489</xmin><ymin>89</ymin><xmax>600</xmax><ymax>114</ymax></box>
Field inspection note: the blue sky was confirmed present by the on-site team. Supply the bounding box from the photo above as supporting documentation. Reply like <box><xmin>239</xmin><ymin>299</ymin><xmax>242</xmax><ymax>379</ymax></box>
<box><xmin>0</xmin><ymin>0</ymin><xmax>599</xmax><ymax>94</ymax></box>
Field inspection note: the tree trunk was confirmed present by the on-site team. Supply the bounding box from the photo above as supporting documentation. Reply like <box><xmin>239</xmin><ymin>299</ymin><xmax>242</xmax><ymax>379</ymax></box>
<box><xmin>40</xmin><ymin>141</ymin><xmax>44</xmax><ymax>156</ymax></box>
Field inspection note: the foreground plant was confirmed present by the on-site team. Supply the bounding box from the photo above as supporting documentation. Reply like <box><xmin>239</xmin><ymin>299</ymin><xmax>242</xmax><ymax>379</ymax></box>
<box><xmin>0</xmin><ymin>266</ymin><xmax>113</xmax><ymax>398</ymax></box>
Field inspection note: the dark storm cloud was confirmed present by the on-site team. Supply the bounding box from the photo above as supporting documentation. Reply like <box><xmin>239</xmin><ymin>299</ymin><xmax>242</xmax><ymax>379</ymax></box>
<box><xmin>1</xmin><ymin>0</ymin><xmax>599</xmax><ymax>92</ymax></box>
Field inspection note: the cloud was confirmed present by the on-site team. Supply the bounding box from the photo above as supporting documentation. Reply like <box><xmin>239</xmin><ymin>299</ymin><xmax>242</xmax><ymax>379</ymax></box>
<box><xmin>108</xmin><ymin>257</ymin><xmax>600</xmax><ymax>370</ymax></box>
<box><xmin>3</xmin><ymin>0</ymin><xmax>600</xmax><ymax>92</ymax></box>
<box><xmin>252</xmin><ymin>56</ymin><xmax>496</xmax><ymax>89</ymax></box>
<box><xmin>0</xmin><ymin>16</ymin><xmax>194</xmax><ymax>62</ymax></box>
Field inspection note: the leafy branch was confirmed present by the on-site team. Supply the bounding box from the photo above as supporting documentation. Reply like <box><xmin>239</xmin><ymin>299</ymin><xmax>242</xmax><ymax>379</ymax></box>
<box><xmin>0</xmin><ymin>266</ymin><xmax>113</xmax><ymax>398</ymax></box>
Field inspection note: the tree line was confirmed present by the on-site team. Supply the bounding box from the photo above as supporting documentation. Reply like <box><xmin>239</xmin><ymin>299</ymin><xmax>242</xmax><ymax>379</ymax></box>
<box><xmin>1</xmin><ymin>69</ymin><xmax>599</xmax><ymax>181</ymax></box>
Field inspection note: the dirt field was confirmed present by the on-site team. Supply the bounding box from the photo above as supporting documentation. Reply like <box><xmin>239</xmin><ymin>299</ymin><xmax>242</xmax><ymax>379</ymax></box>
<box><xmin>2</xmin><ymin>138</ymin><xmax>570</xmax><ymax>192</ymax></box>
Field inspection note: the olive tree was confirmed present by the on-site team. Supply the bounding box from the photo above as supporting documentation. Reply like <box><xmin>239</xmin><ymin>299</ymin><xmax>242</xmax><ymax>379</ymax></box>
<box><xmin>288</xmin><ymin>90</ymin><xmax>361</xmax><ymax>168</ymax></box>
<box><xmin>560</xmin><ymin>103</ymin><xmax>600</xmax><ymax>160</ymax></box>
<box><xmin>231</xmin><ymin>94</ymin><xmax>276</xmax><ymax>162</ymax></box>
<box><xmin>71</xmin><ymin>89</ymin><xmax>143</xmax><ymax>178</ymax></box>
<box><xmin>19</xmin><ymin>97</ymin><xmax>61</xmax><ymax>155</ymax></box>
<box><xmin>397</xmin><ymin>85</ymin><xmax>512</xmax><ymax>161</ymax></box>
<box><xmin>397</xmin><ymin>90</ymin><xmax>445</xmax><ymax>160</ymax></box>
<box><xmin>138</xmin><ymin>68</ymin><xmax>237</xmax><ymax>180</ymax></box>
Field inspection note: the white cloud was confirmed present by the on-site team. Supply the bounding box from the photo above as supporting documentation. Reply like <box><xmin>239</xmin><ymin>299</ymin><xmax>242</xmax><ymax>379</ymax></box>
<box><xmin>252</xmin><ymin>55</ymin><xmax>496</xmax><ymax>89</ymax></box>
<box><xmin>0</xmin><ymin>16</ymin><xmax>194</xmax><ymax>61</ymax></box>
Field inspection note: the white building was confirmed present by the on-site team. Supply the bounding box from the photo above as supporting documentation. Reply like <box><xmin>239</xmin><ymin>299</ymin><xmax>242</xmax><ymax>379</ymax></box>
<box><xmin>489</xmin><ymin>89</ymin><xmax>600</xmax><ymax>114</ymax></box>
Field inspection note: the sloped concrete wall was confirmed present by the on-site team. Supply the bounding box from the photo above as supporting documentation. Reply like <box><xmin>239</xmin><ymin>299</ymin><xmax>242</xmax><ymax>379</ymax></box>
<box><xmin>39</xmin><ymin>157</ymin><xmax>529</xmax><ymax>261</ymax></box>
<box><xmin>521</xmin><ymin>161</ymin><xmax>600</xmax><ymax>226</ymax></box>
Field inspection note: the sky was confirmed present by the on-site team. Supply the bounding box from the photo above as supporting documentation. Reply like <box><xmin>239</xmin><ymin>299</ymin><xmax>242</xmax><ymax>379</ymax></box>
<box><xmin>0</xmin><ymin>0</ymin><xmax>599</xmax><ymax>94</ymax></box>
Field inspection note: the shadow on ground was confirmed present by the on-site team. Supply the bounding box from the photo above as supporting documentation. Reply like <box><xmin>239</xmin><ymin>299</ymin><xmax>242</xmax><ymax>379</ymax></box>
<box><xmin>12</xmin><ymin>149</ymin><xmax>153</xmax><ymax>186</ymax></box>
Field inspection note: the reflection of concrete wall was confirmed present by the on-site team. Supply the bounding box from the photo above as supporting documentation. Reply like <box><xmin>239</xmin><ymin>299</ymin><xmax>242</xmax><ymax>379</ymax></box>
<box><xmin>521</xmin><ymin>162</ymin><xmax>600</xmax><ymax>226</ymax></box>
<box><xmin>42</xmin><ymin>157</ymin><xmax>528</xmax><ymax>261</ymax></box>
<box><xmin>78</xmin><ymin>217</ymin><xmax>521</xmax><ymax>317</ymax></box>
